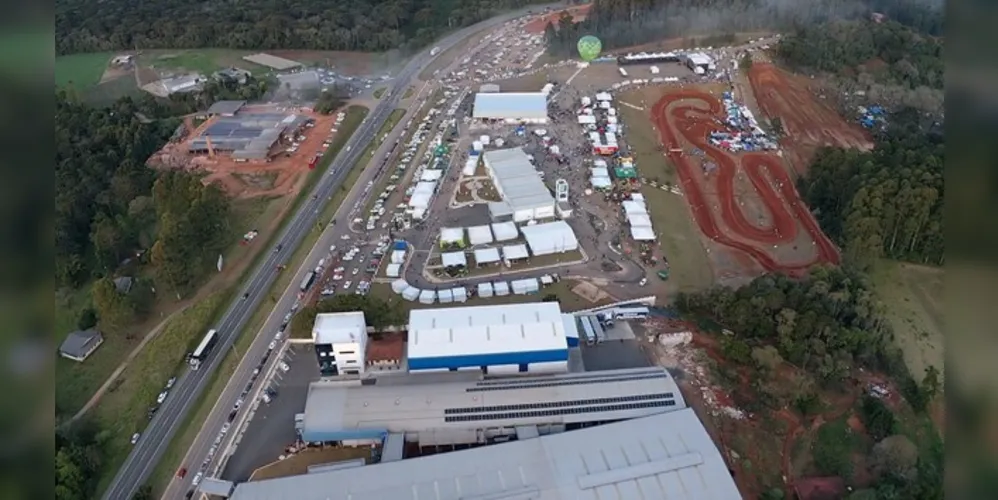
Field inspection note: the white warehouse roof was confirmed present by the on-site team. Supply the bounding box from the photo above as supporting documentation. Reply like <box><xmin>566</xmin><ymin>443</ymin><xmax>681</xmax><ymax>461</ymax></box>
<box><xmin>441</xmin><ymin>251</ymin><xmax>467</xmax><ymax>268</ymax></box>
<box><xmin>686</xmin><ymin>52</ymin><xmax>714</xmax><ymax>66</ymax></box>
<box><xmin>491</xmin><ymin>221</ymin><xmax>519</xmax><ymax>241</ymax></box>
<box><xmin>408</xmin><ymin>303</ymin><xmax>568</xmax><ymax>361</ymax></box>
<box><xmin>440</xmin><ymin>227</ymin><xmax>464</xmax><ymax>244</ymax></box>
<box><xmin>311</xmin><ymin>312</ymin><xmax>366</xmax><ymax>344</ymax></box>
<box><xmin>474</xmin><ymin>247</ymin><xmax>501</xmax><ymax>264</ymax></box>
<box><xmin>483</xmin><ymin>148</ymin><xmax>555</xmax><ymax>220</ymax></box>
<box><xmin>472</xmin><ymin>92</ymin><xmax>548</xmax><ymax>121</ymax></box>
<box><xmin>521</xmin><ymin>221</ymin><xmax>579</xmax><ymax>256</ymax></box>
<box><xmin>232</xmin><ymin>406</ymin><xmax>738</xmax><ymax>500</ymax></box>
<box><xmin>467</xmin><ymin>225</ymin><xmax>494</xmax><ymax>245</ymax></box>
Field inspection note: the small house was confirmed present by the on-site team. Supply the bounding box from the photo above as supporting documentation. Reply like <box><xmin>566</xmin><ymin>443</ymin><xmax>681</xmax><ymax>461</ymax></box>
<box><xmin>59</xmin><ymin>329</ymin><xmax>105</xmax><ymax>362</ymax></box>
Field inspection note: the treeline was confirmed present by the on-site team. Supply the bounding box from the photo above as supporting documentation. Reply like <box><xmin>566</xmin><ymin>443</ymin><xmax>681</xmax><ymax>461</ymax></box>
<box><xmin>55</xmin><ymin>92</ymin><xmax>231</xmax><ymax>295</ymax></box>
<box><xmin>799</xmin><ymin>108</ymin><xmax>944</xmax><ymax>266</ymax></box>
<box><xmin>55</xmin><ymin>0</ymin><xmax>547</xmax><ymax>55</ymax></box>
<box><xmin>776</xmin><ymin>19</ymin><xmax>943</xmax><ymax>90</ymax></box>
<box><xmin>545</xmin><ymin>0</ymin><xmax>941</xmax><ymax>58</ymax></box>
<box><xmin>55</xmin><ymin>423</ymin><xmax>103</xmax><ymax>500</ymax></box>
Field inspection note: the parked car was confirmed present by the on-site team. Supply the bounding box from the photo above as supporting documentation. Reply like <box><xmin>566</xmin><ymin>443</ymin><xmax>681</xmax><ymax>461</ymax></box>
<box><xmin>157</xmin><ymin>391</ymin><xmax>168</xmax><ymax>404</ymax></box>
<box><xmin>166</xmin><ymin>376</ymin><xmax>177</xmax><ymax>389</ymax></box>
<box><xmin>131</xmin><ymin>433</ymin><xmax>141</xmax><ymax>445</ymax></box>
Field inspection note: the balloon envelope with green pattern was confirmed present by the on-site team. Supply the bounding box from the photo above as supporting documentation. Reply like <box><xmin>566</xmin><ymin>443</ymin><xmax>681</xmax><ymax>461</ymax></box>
<box><xmin>577</xmin><ymin>35</ymin><xmax>602</xmax><ymax>61</ymax></box>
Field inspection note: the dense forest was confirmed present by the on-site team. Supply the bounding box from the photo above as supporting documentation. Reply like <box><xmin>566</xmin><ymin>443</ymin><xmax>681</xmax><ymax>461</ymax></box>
<box><xmin>676</xmin><ymin>268</ymin><xmax>944</xmax><ymax>498</ymax></box>
<box><xmin>55</xmin><ymin>92</ymin><xmax>231</xmax><ymax>295</ymax></box>
<box><xmin>799</xmin><ymin>108</ymin><xmax>944</xmax><ymax>266</ymax></box>
<box><xmin>776</xmin><ymin>19</ymin><xmax>943</xmax><ymax>90</ymax></box>
<box><xmin>55</xmin><ymin>0</ymin><xmax>547</xmax><ymax>55</ymax></box>
<box><xmin>545</xmin><ymin>0</ymin><xmax>940</xmax><ymax>56</ymax></box>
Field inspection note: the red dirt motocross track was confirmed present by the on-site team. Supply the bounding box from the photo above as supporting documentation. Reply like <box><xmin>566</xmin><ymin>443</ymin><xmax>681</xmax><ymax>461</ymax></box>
<box><xmin>650</xmin><ymin>90</ymin><xmax>839</xmax><ymax>274</ymax></box>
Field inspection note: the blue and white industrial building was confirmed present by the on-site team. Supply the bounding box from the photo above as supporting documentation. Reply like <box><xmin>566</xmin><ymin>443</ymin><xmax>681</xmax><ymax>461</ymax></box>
<box><xmin>406</xmin><ymin>302</ymin><xmax>578</xmax><ymax>374</ymax></box>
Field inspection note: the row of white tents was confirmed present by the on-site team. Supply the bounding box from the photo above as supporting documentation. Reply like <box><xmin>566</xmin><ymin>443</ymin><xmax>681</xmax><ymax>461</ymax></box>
<box><xmin>622</xmin><ymin>194</ymin><xmax>656</xmax><ymax>241</ymax></box>
<box><xmin>440</xmin><ymin>220</ymin><xmax>579</xmax><ymax>257</ymax></box>
<box><xmin>390</xmin><ymin>276</ymin><xmax>551</xmax><ymax>304</ymax></box>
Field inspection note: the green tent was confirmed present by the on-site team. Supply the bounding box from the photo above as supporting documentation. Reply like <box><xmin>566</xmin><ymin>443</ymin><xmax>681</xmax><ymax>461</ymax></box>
<box><xmin>434</xmin><ymin>144</ymin><xmax>450</xmax><ymax>157</ymax></box>
<box><xmin>614</xmin><ymin>167</ymin><xmax>637</xmax><ymax>179</ymax></box>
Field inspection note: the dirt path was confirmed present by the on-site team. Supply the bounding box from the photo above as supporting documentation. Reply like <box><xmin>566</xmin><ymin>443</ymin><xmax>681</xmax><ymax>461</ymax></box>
<box><xmin>68</xmin><ymin>304</ymin><xmax>192</xmax><ymax>423</ymax></box>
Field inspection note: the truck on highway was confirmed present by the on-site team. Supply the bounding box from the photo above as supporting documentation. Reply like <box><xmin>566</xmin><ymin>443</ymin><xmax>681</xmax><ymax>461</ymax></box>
<box><xmin>430</xmin><ymin>46</ymin><xmax>441</xmax><ymax>56</ymax></box>
<box><xmin>300</xmin><ymin>271</ymin><xmax>317</xmax><ymax>292</ymax></box>
<box><xmin>189</xmin><ymin>329</ymin><xmax>219</xmax><ymax>370</ymax></box>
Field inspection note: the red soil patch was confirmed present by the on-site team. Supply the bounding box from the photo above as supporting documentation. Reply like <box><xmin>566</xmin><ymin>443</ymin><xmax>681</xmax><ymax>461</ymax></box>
<box><xmin>650</xmin><ymin>89</ymin><xmax>840</xmax><ymax>275</ymax></box>
<box><xmin>524</xmin><ymin>4</ymin><xmax>592</xmax><ymax>34</ymax></box>
<box><xmin>747</xmin><ymin>63</ymin><xmax>873</xmax><ymax>174</ymax></box>
<box><xmin>149</xmin><ymin>106</ymin><xmax>339</xmax><ymax>200</ymax></box>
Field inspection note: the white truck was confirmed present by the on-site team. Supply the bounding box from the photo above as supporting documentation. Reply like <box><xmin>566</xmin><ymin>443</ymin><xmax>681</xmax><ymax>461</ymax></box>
<box><xmin>430</xmin><ymin>46</ymin><xmax>441</xmax><ymax>56</ymax></box>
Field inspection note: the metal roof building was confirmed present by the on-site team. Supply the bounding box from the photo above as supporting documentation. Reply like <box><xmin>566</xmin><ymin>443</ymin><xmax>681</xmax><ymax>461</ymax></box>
<box><xmin>188</xmin><ymin>112</ymin><xmax>308</xmax><ymax>160</ymax></box>
<box><xmin>205</xmin><ymin>100</ymin><xmax>247</xmax><ymax>116</ymax></box>
<box><xmin>472</xmin><ymin>92</ymin><xmax>549</xmax><ymax>123</ymax></box>
<box><xmin>232</xmin><ymin>407</ymin><xmax>739</xmax><ymax>500</ymax></box>
<box><xmin>407</xmin><ymin>302</ymin><xmax>569</xmax><ymax>372</ymax></box>
<box><xmin>521</xmin><ymin>220</ymin><xmax>580</xmax><ymax>256</ymax></box>
<box><xmin>483</xmin><ymin>148</ymin><xmax>555</xmax><ymax>222</ymax></box>
<box><xmin>301</xmin><ymin>367</ymin><xmax>685</xmax><ymax>443</ymax></box>
<box><xmin>243</xmin><ymin>53</ymin><xmax>302</xmax><ymax>70</ymax></box>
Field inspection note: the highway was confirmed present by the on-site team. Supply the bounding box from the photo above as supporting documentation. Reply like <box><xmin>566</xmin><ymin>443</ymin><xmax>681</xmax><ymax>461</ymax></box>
<box><xmin>102</xmin><ymin>6</ymin><xmax>564</xmax><ymax>500</ymax></box>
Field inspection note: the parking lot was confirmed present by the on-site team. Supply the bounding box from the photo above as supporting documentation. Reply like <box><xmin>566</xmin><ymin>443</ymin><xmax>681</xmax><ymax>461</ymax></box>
<box><xmin>580</xmin><ymin>337</ymin><xmax>651</xmax><ymax>371</ymax></box>
<box><xmin>220</xmin><ymin>344</ymin><xmax>319</xmax><ymax>482</ymax></box>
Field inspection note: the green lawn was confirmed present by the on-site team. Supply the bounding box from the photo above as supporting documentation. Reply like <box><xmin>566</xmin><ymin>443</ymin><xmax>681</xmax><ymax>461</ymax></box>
<box><xmin>618</xmin><ymin>89</ymin><xmax>715</xmax><ymax>293</ymax></box>
<box><xmin>402</xmin><ymin>87</ymin><xmax>415</xmax><ymax>99</ymax></box>
<box><xmin>372</xmin><ymin>87</ymin><xmax>386</xmax><ymax>99</ymax></box>
<box><xmin>869</xmin><ymin>260</ymin><xmax>944</xmax><ymax>380</ymax></box>
<box><xmin>94</xmin><ymin>292</ymin><xmax>229</xmax><ymax>496</ymax></box>
<box><xmin>139</xmin><ymin>49</ymin><xmax>268</xmax><ymax>75</ymax></box>
<box><xmin>55</xmin><ymin>52</ymin><xmax>112</xmax><ymax>88</ymax></box>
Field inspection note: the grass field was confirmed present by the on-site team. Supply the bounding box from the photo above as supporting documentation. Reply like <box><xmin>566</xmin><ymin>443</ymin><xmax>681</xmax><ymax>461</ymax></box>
<box><xmin>870</xmin><ymin>260</ymin><xmax>944</xmax><ymax>380</ymax></box>
<box><xmin>138</xmin><ymin>49</ymin><xmax>269</xmax><ymax>75</ymax></box>
<box><xmin>372</xmin><ymin>87</ymin><xmax>386</xmax><ymax>99</ymax></box>
<box><xmin>55</xmin><ymin>52</ymin><xmax>112</xmax><ymax>88</ymax></box>
<box><xmin>93</xmin><ymin>292</ymin><xmax>229</xmax><ymax>495</ymax></box>
<box><xmin>619</xmin><ymin>87</ymin><xmax>715</xmax><ymax>293</ymax></box>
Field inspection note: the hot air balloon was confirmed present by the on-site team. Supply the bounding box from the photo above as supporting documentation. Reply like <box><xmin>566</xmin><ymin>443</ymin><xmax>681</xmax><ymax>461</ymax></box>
<box><xmin>577</xmin><ymin>35</ymin><xmax>602</xmax><ymax>62</ymax></box>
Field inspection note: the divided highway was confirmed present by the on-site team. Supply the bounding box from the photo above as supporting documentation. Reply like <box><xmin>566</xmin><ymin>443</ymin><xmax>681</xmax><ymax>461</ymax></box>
<box><xmin>102</xmin><ymin>5</ymin><xmax>564</xmax><ymax>500</ymax></box>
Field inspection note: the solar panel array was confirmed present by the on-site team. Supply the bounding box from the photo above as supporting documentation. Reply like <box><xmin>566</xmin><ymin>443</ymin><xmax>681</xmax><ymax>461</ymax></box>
<box><xmin>444</xmin><ymin>393</ymin><xmax>676</xmax><ymax>415</ymax></box>
<box><xmin>443</xmin><ymin>400</ymin><xmax>677</xmax><ymax>423</ymax></box>
<box><xmin>466</xmin><ymin>371</ymin><xmax>670</xmax><ymax>392</ymax></box>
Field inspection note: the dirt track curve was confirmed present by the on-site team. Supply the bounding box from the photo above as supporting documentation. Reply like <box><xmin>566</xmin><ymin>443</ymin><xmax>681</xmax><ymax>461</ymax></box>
<box><xmin>650</xmin><ymin>89</ymin><xmax>839</xmax><ymax>274</ymax></box>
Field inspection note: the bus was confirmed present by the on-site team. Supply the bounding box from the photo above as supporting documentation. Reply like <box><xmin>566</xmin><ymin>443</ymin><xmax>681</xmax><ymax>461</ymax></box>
<box><xmin>300</xmin><ymin>271</ymin><xmax>317</xmax><ymax>292</ymax></box>
<box><xmin>579</xmin><ymin>316</ymin><xmax>597</xmax><ymax>346</ymax></box>
<box><xmin>189</xmin><ymin>329</ymin><xmax>219</xmax><ymax>370</ymax></box>
<box><xmin>614</xmin><ymin>306</ymin><xmax>650</xmax><ymax>320</ymax></box>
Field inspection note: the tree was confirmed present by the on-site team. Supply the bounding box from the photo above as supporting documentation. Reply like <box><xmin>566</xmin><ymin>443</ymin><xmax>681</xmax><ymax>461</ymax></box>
<box><xmin>77</xmin><ymin>306</ymin><xmax>98</xmax><ymax>330</ymax></box>
<box><xmin>751</xmin><ymin>345</ymin><xmax>783</xmax><ymax>372</ymax></box>
<box><xmin>91</xmin><ymin>277</ymin><xmax>135</xmax><ymax>334</ymax></box>
<box><xmin>740</xmin><ymin>52</ymin><xmax>753</xmax><ymax>70</ymax></box>
<box><xmin>812</xmin><ymin>419</ymin><xmax>854</xmax><ymax>478</ymax></box>
<box><xmin>870</xmin><ymin>435</ymin><xmax>919</xmax><ymax>481</ymax></box>
<box><xmin>132</xmin><ymin>485</ymin><xmax>154</xmax><ymax>500</ymax></box>
<box><xmin>860</xmin><ymin>395</ymin><xmax>898</xmax><ymax>441</ymax></box>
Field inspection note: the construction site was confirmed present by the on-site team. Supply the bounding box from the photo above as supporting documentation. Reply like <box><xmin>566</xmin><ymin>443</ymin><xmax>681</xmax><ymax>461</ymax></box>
<box><xmin>148</xmin><ymin>101</ymin><xmax>339</xmax><ymax>199</ymax></box>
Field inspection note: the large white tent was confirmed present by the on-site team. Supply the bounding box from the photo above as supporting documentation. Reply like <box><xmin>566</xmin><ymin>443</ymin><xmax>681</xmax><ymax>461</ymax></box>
<box><xmin>438</xmin><ymin>289</ymin><xmax>454</xmax><ymax>304</ymax></box>
<box><xmin>521</xmin><ymin>221</ymin><xmax>579</xmax><ymax>256</ymax></box>
<box><xmin>477</xmin><ymin>282</ymin><xmax>494</xmax><ymax>298</ymax></box>
<box><xmin>441</xmin><ymin>251</ymin><xmax>468</xmax><ymax>268</ymax></box>
<box><xmin>494</xmin><ymin>281</ymin><xmax>510</xmax><ymax>296</ymax></box>
<box><xmin>474</xmin><ymin>247</ymin><xmax>501</xmax><ymax>265</ymax></box>
<box><xmin>440</xmin><ymin>227</ymin><xmax>465</xmax><ymax>246</ymax></box>
<box><xmin>502</xmin><ymin>244</ymin><xmax>530</xmax><ymax>260</ymax></box>
<box><xmin>401</xmin><ymin>286</ymin><xmax>420</xmax><ymax>301</ymax></box>
<box><xmin>420</xmin><ymin>169</ymin><xmax>443</xmax><ymax>182</ymax></box>
<box><xmin>391</xmin><ymin>279</ymin><xmax>409</xmax><ymax>293</ymax></box>
<box><xmin>391</xmin><ymin>250</ymin><xmax>406</xmax><ymax>264</ymax></box>
<box><xmin>467</xmin><ymin>225</ymin><xmax>494</xmax><ymax>245</ymax></box>
<box><xmin>622</xmin><ymin>200</ymin><xmax>648</xmax><ymax>215</ymax></box>
<box><xmin>627</xmin><ymin>213</ymin><xmax>653</xmax><ymax>227</ymax></box>
<box><xmin>491</xmin><ymin>221</ymin><xmax>519</xmax><ymax>241</ymax></box>
<box><xmin>419</xmin><ymin>290</ymin><xmax>436</xmax><ymax>304</ymax></box>
<box><xmin>511</xmin><ymin>278</ymin><xmax>540</xmax><ymax>295</ymax></box>
<box><xmin>452</xmin><ymin>287</ymin><xmax>468</xmax><ymax>303</ymax></box>
<box><xmin>630</xmin><ymin>226</ymin><xmax>657</xmax><ymax>241</ymax></box>
<box><xmin>408</xmin><ymin>192</ymin><xmax>432</xmax><ymax>209</ymax></box>
<box><xmin>385</xmin><ymin>263</ymin><xmax>402</xmax><ymax>278</ymax></box>
<box><xmin>591</xmin><ymin>176</ymin><xmax>612</xmax><ymax>189</ymax></box>
<box><xmin>463</xmin><ymin>155</ymin><xmax>480</xmax><ymax>176</ymax></box>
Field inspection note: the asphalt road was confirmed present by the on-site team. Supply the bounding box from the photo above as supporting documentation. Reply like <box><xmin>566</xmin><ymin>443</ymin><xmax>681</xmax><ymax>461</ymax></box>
<box><xmin>102</xmin><ymin>5</ymin><xmax>567</xmax><ymax>500</ymax></box>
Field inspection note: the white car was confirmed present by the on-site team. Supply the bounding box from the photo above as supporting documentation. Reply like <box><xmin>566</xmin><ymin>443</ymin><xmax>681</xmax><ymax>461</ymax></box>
<box><xmin>268</xmin><ymin>340</ymin><xmax>277</xmax><ymax>350</ymax></box>
<box><xmin>274</xmin><ymin>331</ymin><xmax>283</xmax><ymax>341</ymax></box>
<box><xmin>639</xmin><ymin>278</ymin><xmax>648</xmax><ymax>286</ymax></box>
<box><xmin>341</xmin><ymin>234</ymin><xmax>351</xmax><ymax>240</ymax></box>
<box><xmin>279</xmin><ymin>361</ymin><xmax>290</xmax><ymax>372</ymax></box>
<box><xmin>332</xmin><ymin>274</ymin><xmax>343</xmax><ymax>281</ymax></box>
<box><xmin>351</xmin><ymin>268</ymin><xmax>360</xmax><ymax>276</ymax></box>
<box><xmin>343</xmin><ymin>281</ymin><xmax>353</xmax><ymax>289</ymax></box>
<box><xmin>234</xmin><ymin>398</ymin><xmax>244</xmax><ymax>410</ymax></box>
<box><xmin>192</xmin><ymin>472</ymin><xmax>204</xmax><ymax>487</ymax></box>
<box><xmin>166</xmin><ymin>376</ymin><xmax>177</xmax><ymax>389</ymax></box>
<box><xmin>157</xmin><ymin>391</ymin><xmax>168</xmax><ymax>404</ymax></box>
<box><xmin>221</xmin><ymin>422</ymin><xmax>231</xmax><ymax>434</ymax></box>
<box><xmin>329</xmin><ymin>244</ymin><xmax>337</xmax><ymax>253</ymax></box>
<box><xmin>130</xmin><ymin>433</ymin><xmax>141</xmax><ymax>445</ymax></box>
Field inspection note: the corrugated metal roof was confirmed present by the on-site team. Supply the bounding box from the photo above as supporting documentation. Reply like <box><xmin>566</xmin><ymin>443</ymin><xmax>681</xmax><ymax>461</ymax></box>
<box><xmin>483</xmin><ymin>148</ymin><xmax>554</xmax><ymax>215</ymax></box>
<box><xmin>408</xmin><ymin>303</ymin><xmax>566</xmax><ymax>359</ymax></box>
<box><xmin>205</xmin><ymin>100</ymin><xmax>247</xmax><ymax>115</ymax></box>
<box><xmin>243</xmin><ymin>53</ymin><xmax>302</xmax><ymax>70</ymax></box>
<box><xmin>302</xmin><ymin>367</ymin><xmax>684</xmax><ymax>443</ymax></box>
<box><xmin>472</xmin><ymin>92</ymin><xmax>548</xmax><ymax>120</ymax></box>
<box><xmin>232</xmin><ymin>408</ymin><xmax>738</xmax><ymax>500</ymax></box>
